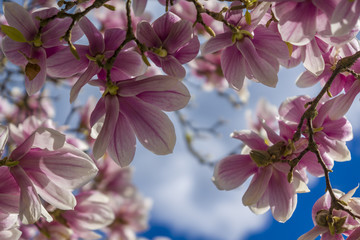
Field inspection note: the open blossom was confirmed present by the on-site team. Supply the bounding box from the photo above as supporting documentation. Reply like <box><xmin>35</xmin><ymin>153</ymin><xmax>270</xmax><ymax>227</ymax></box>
<box><xmin>0</xmin><ymin>124</ymin><xmax>98</xmax><ymax>224</ymax></box>
<box><xmin>1</xmin><ymin>2</ymin><xmax>81</xmax><ymax>95</ymax></box>
<box><xmin>90</xmin><ymin>75</ymin><xmax>190</xmax><ymax>166</ymax></box>
<box><xmin>202</xmin><ymin>2</ymin><xmax>289</xmax><ymax>90</ymax></box>
<box><xmin>262</xmin><ymin>0</ymin><xmax>341</xmax><ymax>46</ymax></box>
<box><xmin>213</xmin><ymin>122</ymin><xmax>309</xmax><ymax>222</ymax></box>
<box><xmin>189</xmin><ymin>52</ymin><xmax>228</xmax><ymax>92</ymax></box>
<box><xmin>60</xmin><ymin>191</ymin><xmax>115</xmax><ymax>239</ymax></box>
<box><xmin>105</xmin><ymin>193</ymin><xmax>152</xmax><ymax>240</ymax></box>
<box><xmin>279</xmin><ymin>95</ymin><xmax>353</xmax><ymax>173</ymax></box>
<box><xmin>137</xmin><ymin>12</ymin><xmax>200</xmax><ymax>79</ymax></box>
<box><xmin>47</xmin><ymin>16</ymin><xmax>147</xmax><ymax>103</ymax></box>
<box><xmin>298</xmin><ymin>187</ymin><xmax>360</xmax><ymax>240</ymax></box>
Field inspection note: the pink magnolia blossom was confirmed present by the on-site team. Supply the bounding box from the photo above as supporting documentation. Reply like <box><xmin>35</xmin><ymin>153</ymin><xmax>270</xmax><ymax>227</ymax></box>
<box><xmin>136</xmin><ymin>12</ymin><xmax>200</xmax><ymax>79</ymax></box>
<box><xmin>47</xmin><ymin>16</ymin><xmax>147</xmax><ymax>103</ymax></box>
<box><xmin>297</xmin><ymin>39</ymin><xmax>360</xmax><ymax>90</ymax></box>
<box><xmin>298</xmin><ymin>187</ymin><xmax>360</xmax><ymax>240</ymax></box>
<box><xmin>1</xmin><ymin>125</ymin><xmax>97</xmax><ymax>224</ymax></box>
<box><xmin>1</xmin><ymin>2</ymin><xmax>81</xmax><ymax>95</ymax></box>
<box><xmin>33</xmin><ymin>221</ymin><xmax>73</xmax><ymax>240</ymax></box>
<box><xmin>202</xmin><ymin>2</ymin><xmax>289</xmax><ymax>90</ymax></box>
<box><xmin>262</xmin><ymin>0</ymin><xmax>341</xmax><ymax>46</ymax></box>
<box><xmin>213</xmin><ymin>124</ymin><xmax>309</xmax><ymax>222</ymax></box>
<box><xmin>105</xmin><ymin>193</ymin><xmax>152</xmax><ymax>240</ymax></box>
<box><xmin>90</xmin><ymin>75</ymin><xmax>190</xmax><ymax>166</ymax></box>
<box><xmin>60</xmin><ymin>191</ymin><xmax>115</xmax><ymax>239</ymax></box>
<box><xmin>279</xmin><ymin>96</ymin><xmax>353</xmax><ymax>176</ymax></box>
<box><xmin>188</xmin><ymin>52</ymin><xmax>228</xmax><ymax>92</ymax></box>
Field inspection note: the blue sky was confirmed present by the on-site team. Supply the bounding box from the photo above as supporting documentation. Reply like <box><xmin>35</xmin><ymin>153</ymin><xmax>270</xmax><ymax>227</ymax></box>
<box><xmin>1</xmin><ymin>1</ymin><xmax>359</xmax><ymax>239</ymax></box>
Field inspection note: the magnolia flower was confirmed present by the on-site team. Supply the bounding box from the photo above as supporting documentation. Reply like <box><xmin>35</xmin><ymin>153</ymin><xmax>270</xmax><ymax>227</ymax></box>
<box><xmin>90</xmin><ymin>75</ymin><xmax>190</xmax><ymax>166</ymax></box>
<box><xmin>0</xmin><ymin>124</ymin><xmax>98</xmax><ymax>224</ymax></box>
<box><xmin>137</xmin><ymin>12</ymin><xmax>200</xmax><ymax>79</ymax></box>
<box><xmin>298</xmin><ymin>187</ymin><xmax>360</xmax><ymax>240</ymax></box>
<box><xmin>262</xmin><ymin>0</ymin><xmax>341</xmax><ymax>46</ymax></box>
<box><xmin>47</xmin><ymin>16</ymin><xmax>147</xmax><ymax>103</ymax></box>
<box><xmin>202</xmin><ymin>2</ymin><xmax>289</xmax><ymax>90</ymax></box>
<box><xmin>213</xmin><ymin>123</ymin><xmax>309</xmax><ymax>222</ymax></box>
<box><xmin>279</xmin><ymin>95</ymin><xmax>353</xmax><ymax>170</ymax></box>
<box><xmin>105</xmin><ymin>193</ymin><xmax>152</xmax><ymax>240</ymax></box>
<box><xmin>60</xmin><ymin>191</ymin><xmax>115</xmax><ymax>239</ymax></box>
<box><xmin>1</xmin><ymin>2</ymin><xmax>81</xmax><ymax>95</ymax></box>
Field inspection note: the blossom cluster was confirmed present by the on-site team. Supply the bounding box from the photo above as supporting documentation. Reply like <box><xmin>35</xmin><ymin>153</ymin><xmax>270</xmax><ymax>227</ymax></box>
<box><xmin>0</xmin><ymin>0</ymin><xmax>360</xmax><ymax>239</ymax></box>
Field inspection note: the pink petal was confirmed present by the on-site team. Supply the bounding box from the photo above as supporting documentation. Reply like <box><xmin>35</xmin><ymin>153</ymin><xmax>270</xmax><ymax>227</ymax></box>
<box><xmin>331</xmin><ymin>0</ymin><xmax>360</xmax><ymax>36</ymax></box>
<box><xmin>153</xmin><ymin>12</ymin><xmax>181</xmax><ymax>42</ymax></box>
<box><xmin>315</xmin><ymin>134</ymin><xmax>351</xmax><ymax>161</ymax></box>
<box><xmin>10</xmin><ymin>127</ymin><xmax>66</xmax><ymax>161</ymax></box>
<box><xmin>174</xmin><ymin>36</ymin><xmax>200</xmax><ymax>64</ymax></box>
<box><xmin>3</xmin><ymin>2</ymin><xmax>37</xmax><ymax>40</ymax></box>
<box><xmin>120</xmin><ymin>96</ymin><xmax>176</xmax><ymax>155</ymax></box>
<box><xmin>0</xmin><ymin>126</ymin><xmax>8</xmax><ymax>157</ymax></box>
<box><xmin>0</xmin><ymin>213</ymin><xmax>18</xmax><ymax>231</ymax></box>
<box><xmin>137</xmin><ymin>82</ymin><xmax>190</xmax><ymax>111</ymax></box>
<box><xmin>90</xmin><ymin>97</ymin><xmax>106</xmax><ymax>127</ymax></box>
<box><xmin>275</xmin><ymin>1</ymin><xmax>317</xmax><ymax>45</ymax></box>
<box><xmin>10</xmin><ymin>166</ymin><xmax>41</xmax><ymax>224</ymax></box>
<box><xmin>104</xmin><ymin>28</ymin><xmax>126</xmax><ymax>52</ymax></box>
<box><xmin>112</xmin><ymin>51</ymin><xmax>147</xmax><ymax>79</ymax></box>
<box><xmin>163</xmin><ymin>20</ymin><xmax>192</xmax><ymax>54</ymax></box>
<box><xmin>322</xmin><ymin>118</ymin><xmax>353</xmax><ymax>142</ymax></box>
<box><xmin>160</xmin><ymin>55</ymin><xmax>186</xmax><ymax>79</ymax></box>
<box><xmin>213</xmin><ymin>154</ymin><xmax>257</xmax><ymax>190</ymax></box>
<box><xmin>237</xmin><ymin>38</ymin><xmax>278</xmax><ymax>87</ymax></box>
<box><xmin>24</xmin><ymin>48</ymin><xmax>47</xmax><ymax>95</ymax></box>
<box><xmin>231</xmin><ymin>130</ymin><xmax>268</xmax><ymax>150</ymax></box>
<box><xmin>0</xmin><ymin>228</ymin><xmax>22</xmax><ymax>240</ymax></box>
<box><xmin>27</xmin><ymin>170</ymin><xmax>76</xmax><ymax>210</ymax></box>
<box><xmin>1</xmin><ymin>37</ymin><xmax>31</xmax><ymax>66</ymax></box>
<box><xmin>0</xmin><ymin>167</ymin><xmax>19</xmax><ymax>214</ymax></box>
<box><xmin>79</xmin><ymin>17</ymin><xmax>105</xmax><ymax>55</ymax></box>
<box><xmin>268</xmin><ymin>169</ymin><xmax>297</xmax><ymax>222</ymax></box>
<box><xmin>20</xmin><ymin>144</ymin><xmax>97</xmax><ymax>189</ymax></box>
<box><xmin>70</xmin><ymin>62</ymin><xmax>100</xmax><ymax>103</ymax></box>
<box><xmin>108</xmin><ymin>113</ymin><xmax>136</xmax><ymax>167</ymax></box>
<box><xmin>118</xmin><ymin>75</ymin><xmax>183</xmax><ymax>96</ymax></box>
<box><xmin>347</xmin><ymin>227</ymin><xmax>360</xmax><ymax>240</ymax></box>
<box><xmin>41</xmin><ymin>17</ymin><xmax>72</xmax><ymax>48</ymax></box>
<box><xmin>302</xmin><ymin>39</ymin><xmax>325</xmax><ymax>76</ymax></box>
<box><xmin>329</xmin><ymin>80</ymin><xmax>360</xmax><ymax>120</ymax></box>
<box><xmin>279</xmin><ymin>95</ymin><xmax>309</xmax><ymax>123</ymax></box>
<box><xmin>133</xmin><ymin>0</ymin><xmax>147</xmax><ymax>16</ymax></box>
<box><xmin>298</xmin><ymin>226</ymin><xmax>328</xmax><ymax>240</ymax></box>
<box><xmin>93</xmin><ymin>96</ymin><xmax>119</xmax><ymax>160</ymax></box>
<box><xmin>252</xmin><ymin>25</ymin><xmax>289</xmax><ymax>60</ymax></box>
<box><xmin>201</xmin><ymin>31</ymin><xmax>234</xmax><ymax>55</ymax></box>
<box><xmin>46</xmin><ymin>45</ymin><xmax>89</xmax><ymax>78</ymax></box>
<box><xmin>249</xmin><ymin>189</ymin><xmax>270</xmax><ymax>215</ymax></box>
<box><xmin>221</xmin><ymin>45</ymin><xmax>246</xmax><ymax>90</ymax></box>
<box><xmin>242</xmin><ymin>166</ymin><xmax>273</xmax><ymax>206</ymax></box>
<box><xmin>296</xmin><ymin>70</ymin><xmax>319</xmax><ymax>88</ymax></box>
<box><xmin>136</xmin><ymin>21</ymin><xmax>162</xmax><ymax>48</ymax></box>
